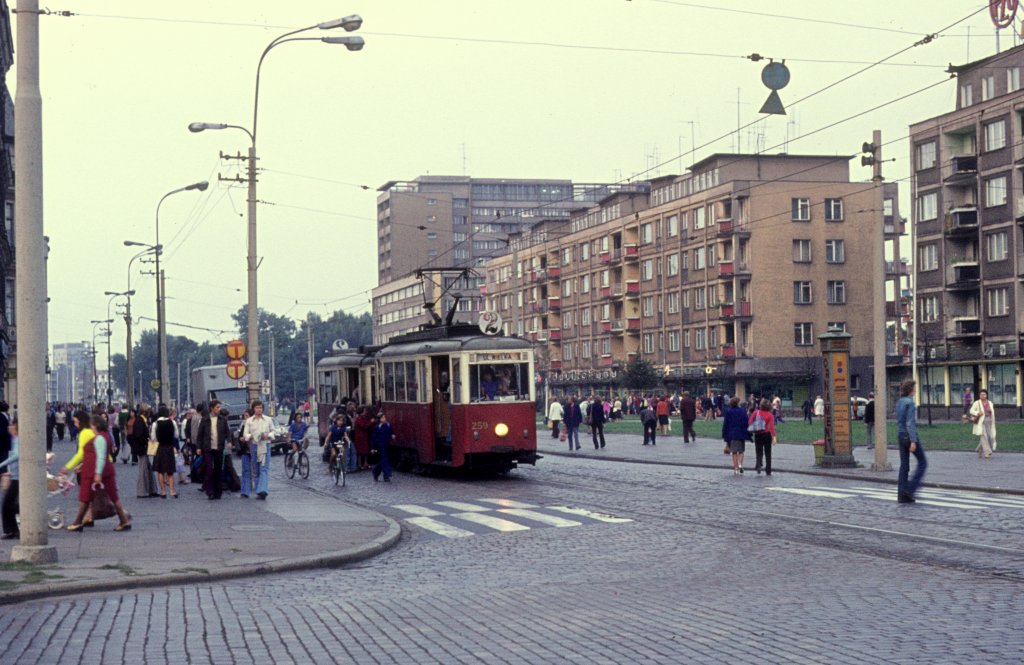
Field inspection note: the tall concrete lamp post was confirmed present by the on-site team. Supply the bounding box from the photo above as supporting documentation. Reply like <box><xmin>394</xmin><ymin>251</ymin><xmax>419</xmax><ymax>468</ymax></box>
<box><xmin>189</xmin><ymin>14</ymin><xmax>364</xmax><ymax>404</ymax></box>
<box><xmin>153</xmin><ymin>181</ymin><xmax>208</xmax><ymax>405</ymax></box>
<box><xmin>104</xmin><ymin>290</ymin><xmax>135</xmax><ymax>402</ymax></box>
<box><xmin>121</xmin><ymin>243</ymin><xmax>161</xmax><ymax>410</ymax></box>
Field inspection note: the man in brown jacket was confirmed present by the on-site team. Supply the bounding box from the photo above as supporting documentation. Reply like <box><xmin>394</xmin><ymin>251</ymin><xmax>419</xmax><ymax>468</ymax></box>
<box><xmin>679</xmin><ymin>391</ymin><xmax>697</xmax><ymax>443</ymax></box>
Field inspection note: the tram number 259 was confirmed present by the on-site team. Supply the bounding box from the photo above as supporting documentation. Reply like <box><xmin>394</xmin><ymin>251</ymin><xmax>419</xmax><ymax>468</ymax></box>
<box><xmin>471</xmin><ymin>421</ymin><xmax>489</xmax><ymax>431</ymax></box>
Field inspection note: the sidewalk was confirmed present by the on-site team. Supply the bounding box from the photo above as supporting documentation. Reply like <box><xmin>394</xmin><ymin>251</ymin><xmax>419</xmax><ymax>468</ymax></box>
<box><xmin>538</xmin><ymin>430</ymin><xmax>1024</xmax><ymax>494</ymax></box>
<box><xmin>0</xmin><ymin>445</ymin><xmax>400</xmax><ymax>605</ymax></box>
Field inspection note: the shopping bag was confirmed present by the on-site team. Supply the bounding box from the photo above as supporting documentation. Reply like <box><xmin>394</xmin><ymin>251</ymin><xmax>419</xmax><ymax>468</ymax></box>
<box><xmin>90</xmin><ymin>488</ymin><xmax>117</xmax><ymax>520</ymax></box>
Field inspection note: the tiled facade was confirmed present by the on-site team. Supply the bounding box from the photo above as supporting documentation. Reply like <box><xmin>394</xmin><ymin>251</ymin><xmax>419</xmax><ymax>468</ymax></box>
<box><xmin>908</xmin><ymin>44</ymin><xmax>1024</xmax><ymax>417</ymax></box>
<box><xmin>484</xmin><ymin>154</ymin><xmax>902</xmax><ymax>406</ymax></box>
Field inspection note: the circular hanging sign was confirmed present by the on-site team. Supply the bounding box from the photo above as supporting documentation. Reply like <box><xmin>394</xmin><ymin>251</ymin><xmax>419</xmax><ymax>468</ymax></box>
<box><xmin>149</xmin><ymin>378</ymin><xmax>162</xmax><ymax>390</ymax></box>
<box><xmin>226</xmin><ymin>339</ymin><xmax>246</xmax><ymax>360</ymax></box>
<box><xmin>761</xmin><ymin>61</ymin><xmax>790</xmax><ymax>91</ymax></box>
<box><xmin>225</xmin><ymin>359</ymin><xmax>247</xmax><ymax>380</ymax></box>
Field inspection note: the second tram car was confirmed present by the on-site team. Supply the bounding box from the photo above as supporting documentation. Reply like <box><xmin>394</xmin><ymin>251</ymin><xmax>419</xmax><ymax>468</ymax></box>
<box><xmin>315</xmin><ymin>323</ymin><xmax>539</xmax><ymax>474</ymax></box>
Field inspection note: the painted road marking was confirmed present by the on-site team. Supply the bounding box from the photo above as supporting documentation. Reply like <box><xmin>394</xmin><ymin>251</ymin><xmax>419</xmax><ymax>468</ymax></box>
<box><xmin>547</xmin><ymin>506</ymin><xmax>634</xmax><ymax>523</ymax></box>
<box><xmin>496</xmin><ymin>508</ymin><xmax>583</xmax><ymax>528</ymax></box>
<box><xmin>768</xmin><ymin>485</ymin><xmax>1018</xmax><ymax>511</ymax></box>
<box><xmin>406</xmin><ymin>516</ymin><xmax>475</xmax><ymax>538</ymax></box>
<box><xmin>476</xmin><ymin>498</ymin><xmax>538</xmax><ymax>509</ymax></box>
<box><xmin>768</xmin><ymin>488</ymin><xmax>857</xmax><ymax>499</ymax></box>
<box><xmin>453</xmin><ymin>511</ymin><xmax>532</xmax><ymax>532</ymax></box>
<box><xmin>392</xmin><ymin>504</ymin><xmax>445</xmax><ymax>517</ymax></box>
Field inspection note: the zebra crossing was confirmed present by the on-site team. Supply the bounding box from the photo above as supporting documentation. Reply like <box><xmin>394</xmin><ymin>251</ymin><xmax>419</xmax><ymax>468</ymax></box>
<box><xmin>392</xmin><ymin>498</ymin><xmax>633</xmax><ymax>540</ymax></box>
<box><xmin>768</xmin><ymin>485</ymin><xmax>1024</xmax><ymax>511</ymax></box>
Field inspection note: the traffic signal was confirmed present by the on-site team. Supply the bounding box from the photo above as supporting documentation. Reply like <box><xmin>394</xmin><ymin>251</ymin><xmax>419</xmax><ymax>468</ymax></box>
<box><xmin>861</xmin><ymin>141</ymin><xmax>878</xmax><ymax>168</ymax></box>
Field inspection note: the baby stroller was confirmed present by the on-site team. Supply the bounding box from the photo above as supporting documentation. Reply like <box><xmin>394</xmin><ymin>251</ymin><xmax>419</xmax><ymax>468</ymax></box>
<box><xmin>45</xmin><ymin>452</ymin><xmax>75</xmax><ymax>530</ymax></box>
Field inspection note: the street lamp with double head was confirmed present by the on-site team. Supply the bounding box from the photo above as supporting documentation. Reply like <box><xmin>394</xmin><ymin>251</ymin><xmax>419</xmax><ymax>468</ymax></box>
<box><xmin>189</xmin><ymin>14</ymin><xmax>364</xmax><ymax>405</ymax></box>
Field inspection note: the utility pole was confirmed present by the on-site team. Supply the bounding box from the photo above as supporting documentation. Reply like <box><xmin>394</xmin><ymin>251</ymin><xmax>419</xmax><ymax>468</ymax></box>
<box><xmin>269</xmin><ymin>330</ymin><xmax>277</xmax><ymax>411</ymax></box>
<box><xmin>12</xmin><ymin>0</ymin><xmax>58</xmax><ymax>564</ymax></box>
<box><xmin>124</xmin><ymin>297</ymin><xmax>134</xmax><ymax>409</ymax></box>
<box><xmin>158</xmin><ymin>269</ymin><xmax>170</xmax><ymax>405</ymax></box>
<box><xmin>306</xmin><ymin>312</ymin><xmax>315</xmax><ymax>391</ymax></box>
<box><xmin>863</xmin><ymin>131</ymin><xmax>891</xmax><ymax>472</ymax></box>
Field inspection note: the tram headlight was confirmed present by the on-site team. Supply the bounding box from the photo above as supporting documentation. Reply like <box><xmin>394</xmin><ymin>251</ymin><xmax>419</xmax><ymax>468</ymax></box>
<box><xmin>494</xmin><ymin>422</ymin><xmax>509</xmax><ymax>438</ymax></box>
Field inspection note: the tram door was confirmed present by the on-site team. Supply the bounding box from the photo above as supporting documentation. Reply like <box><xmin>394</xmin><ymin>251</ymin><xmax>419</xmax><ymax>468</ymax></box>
<box><xmin>431</xmin><ymin>355</ymin><xmax>452</xmax><ymax>462</ymax></box>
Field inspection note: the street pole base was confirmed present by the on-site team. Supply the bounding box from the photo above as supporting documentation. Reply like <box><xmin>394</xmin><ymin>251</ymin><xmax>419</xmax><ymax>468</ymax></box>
<box><xmin>870</xmin><ymin>462</ymin><xmax>893</xmax><ymax>472</ymax></box>
<box><xmin>10</xmin><ymin>544</ymin><xmax>59</xmax><ymax>564</ymax></box>
<box><xmin>819</xmin><ymin>453</ymin><xmax>857</xmax><ymax>468</ymax></box>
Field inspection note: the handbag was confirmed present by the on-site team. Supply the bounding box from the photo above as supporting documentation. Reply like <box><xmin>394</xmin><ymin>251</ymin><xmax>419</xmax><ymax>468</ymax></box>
<box><xmin>146</xmin><ymin>440</ymin><xmax>159</xmax><ymax>457</ymax></box>
<box><xmin>90</xmin><ymin>487</ymin><xmax>117</xmax><ymax>520</ymax></box>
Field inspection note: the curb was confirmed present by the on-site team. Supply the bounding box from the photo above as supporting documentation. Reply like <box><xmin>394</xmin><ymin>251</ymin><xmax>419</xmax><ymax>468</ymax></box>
<box><xmin>541</xmin><ymin>449</ymin><xmax>1024</xmax><ymax>497</ymax></box>
<box><xmin>0</xmin><ymin>514</ymin><xmax>402</xmax><ymax>606</ymax></box>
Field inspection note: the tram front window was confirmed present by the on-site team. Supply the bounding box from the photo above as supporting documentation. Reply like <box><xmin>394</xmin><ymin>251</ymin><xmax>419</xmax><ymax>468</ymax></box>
<box><xmin>472</xmin><ymin>363</ymin><xmax>529</xmax><ymax>401</ymax></box>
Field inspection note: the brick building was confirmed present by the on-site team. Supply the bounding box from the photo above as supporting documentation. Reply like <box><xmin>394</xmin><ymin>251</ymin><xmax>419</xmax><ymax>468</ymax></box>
<box><xmin>483</xmin><ymin>153</ymin><xmax>902</xmax><ymax>408</ymax></box>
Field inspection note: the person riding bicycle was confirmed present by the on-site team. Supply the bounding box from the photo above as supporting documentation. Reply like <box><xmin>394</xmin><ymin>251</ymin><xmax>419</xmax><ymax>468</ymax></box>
<box><xmin>324</xmin><ymin>414</ymin><xmax>352</xmax><ymax>471</ymax></box>
<box><xmin>288</xmin><ymin>412</ymin><xmax>309</xmax><ymax>455</ymax></box>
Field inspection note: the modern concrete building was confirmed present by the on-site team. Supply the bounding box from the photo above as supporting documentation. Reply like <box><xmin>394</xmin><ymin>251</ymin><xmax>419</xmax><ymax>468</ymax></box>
<box><xmin>373</xmin><ymin>175</ymin><xmax>635</xmax><ymax>343</ymax></box>
<box><xmin>483</xmin><ymin>153</ymin><xmax>902</xmax><ymax>408</ymax></box>
<box><xmin>50</xmin><ymin>342</ymin><xmax>91</xmax><ymax>404</ymax></box>
<box><xmin>908</xmin><ymin>43</ymin><xmax>1024</xmax><ymax>419</ymax></box>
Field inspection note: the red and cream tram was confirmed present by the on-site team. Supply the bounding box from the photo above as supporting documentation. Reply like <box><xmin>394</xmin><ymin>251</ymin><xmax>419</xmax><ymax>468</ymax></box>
<box><xmin>315</xmin><ymin>323</ymin><xmax>539</xmax><ymax>474</ymax></box>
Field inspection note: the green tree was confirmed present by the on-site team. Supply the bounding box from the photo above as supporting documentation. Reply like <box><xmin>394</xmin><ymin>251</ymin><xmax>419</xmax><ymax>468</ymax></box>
<box><xmin>620</xmin><ymin>358</ymin><xmax>662</xmax><ymax>391</ymax></box>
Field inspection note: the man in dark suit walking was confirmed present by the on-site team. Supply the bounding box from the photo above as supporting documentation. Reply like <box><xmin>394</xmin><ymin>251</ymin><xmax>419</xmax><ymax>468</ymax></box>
<box><xmin>197</xmin><ymin>400</ymin><xmax>231</xmax><ymax>500</ymax></box>
<box><xmin>679</xmin><ymin>391</ymin><xmax>697</xmax><ymax>443</ymax></box>
<box><xmin>590</xmin><ymin>396</ymin><xmax>606</xmax><ymax>450</ymax></box>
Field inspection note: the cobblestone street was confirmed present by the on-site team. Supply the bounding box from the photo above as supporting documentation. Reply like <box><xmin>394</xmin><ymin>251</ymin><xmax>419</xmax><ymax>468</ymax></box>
<box><xmin>2</xmin><ymin>451</ymin><xmax>1022</xmax><ymax>664</ymax></box>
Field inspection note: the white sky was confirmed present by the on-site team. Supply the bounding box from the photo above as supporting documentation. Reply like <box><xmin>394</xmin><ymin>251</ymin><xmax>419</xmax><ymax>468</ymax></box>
<box><xmin>10</xmin><ymin>0</ymin><xmax>1014</xmax><ymax>352</ymax></box>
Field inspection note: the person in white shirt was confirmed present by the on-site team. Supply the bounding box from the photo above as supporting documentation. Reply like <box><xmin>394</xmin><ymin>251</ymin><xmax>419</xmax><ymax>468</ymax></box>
<box><xmin>547</xmin><ymin>400</ymin><xmax>564</xmax><ymax>439</ymax></box>
<box><xmin>240</xmin><ymin>400</ymin><xmax>274</xmax><ymax>499</ymax></box>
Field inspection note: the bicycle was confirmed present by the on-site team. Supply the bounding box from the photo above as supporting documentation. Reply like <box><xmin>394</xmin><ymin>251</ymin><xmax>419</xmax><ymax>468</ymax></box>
<box><xmin>327</xmin><ymin>440</ymin><xmax>348</xmax><ymax>487</ymax></box>
<box><xmin>284</xmin><ymin>440</ymin><xmax>310</xmax><ymax>479</ymax></box>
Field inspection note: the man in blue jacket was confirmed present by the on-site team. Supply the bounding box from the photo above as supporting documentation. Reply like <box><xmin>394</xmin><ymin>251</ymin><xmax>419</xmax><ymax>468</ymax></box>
<box><xmin>563</xmin><ymin>396</ymin><xmax>583</xmax><ymax>451</ymax></box>
<box><xmin>590</xmin><ymin>396</ymin><xmax>607</xmax><ymax>450</ymax></box>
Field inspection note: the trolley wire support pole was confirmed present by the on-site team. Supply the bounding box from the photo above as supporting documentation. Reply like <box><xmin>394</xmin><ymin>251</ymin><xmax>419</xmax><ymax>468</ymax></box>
<box><xmin>12</xmin><ymin>0</ymin><xmax>58</xmax><ymax>564</ymax></box>
<box><xmin>862</xmin><ymin>131</ymin><xmax>891</xmax><ymax>472</ymax></box>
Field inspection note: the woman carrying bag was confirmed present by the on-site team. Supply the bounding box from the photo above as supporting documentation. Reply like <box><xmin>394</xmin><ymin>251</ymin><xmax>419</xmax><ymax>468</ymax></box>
<box><xmin>965</xmin><ymin>388</ymin><xmax>997</xmax><ymax>459</ymax></box>
<box><xmin>59</xmin><ymin>412</ymin><xmax>132</xmax><ymax>532</ymax></box>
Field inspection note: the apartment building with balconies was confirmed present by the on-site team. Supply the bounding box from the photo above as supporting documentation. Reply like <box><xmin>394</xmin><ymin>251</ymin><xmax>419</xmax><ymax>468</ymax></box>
<box><xmin>909</xmin><ymin>43</ymin><xmax>1024</xmax><ymax>418</ymax></box>
<box><xmin>484</xmin><ymin>153</ymin><xmax>901</xmax><ymax>408</ymax></box>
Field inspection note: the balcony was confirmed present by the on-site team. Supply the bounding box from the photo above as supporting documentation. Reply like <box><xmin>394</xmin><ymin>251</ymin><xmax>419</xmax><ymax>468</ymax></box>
<box><xmin>885</xmin><ymin>260</ymin><xmax>911</xmax><ymax>277</ymax></box>
<box><xmin>718</xmin><ymin>261</ymin><xmax>734</xmax><ymax>280</ymax></box>
<box><xmin>548</xmin><ymin>296</ymin><xmax>561</xmax><ymax>311</ymax></box>
<box><xmin>625</xmin><ymin>280</ymin><xmax>641</xmax><ymax>297</ymax></box>
<box><xmin>549</xmin><ymin>359</ymin><xmax>562</xmax><ymax>371</ymax></box>
<box><xmin>945</xmin><ymin>207</ymin><xmax>978</xmax><ymax>236</ymax></box>
<box><xmin>600</xmin><ymin>319</ymin><xmax>613</xmax><ymax>333</ymax></box>
<box><xmin>623</xmin><ymin>244</ymin><xmax>639</xmax><ymax>261</ymax></box>
<box><xmin>737</xmin><ymin>300</ymin><xmax>752</xmax><ymax>317</ymax></box>
<box><xmin>531</xmin><ymin>269</ymin><xmax>548</xmax><ymax>283</ymax></box>
<box><xmin>601</xmin><ymin>283</ymin><xmax>624</xmax><ymax>299</ymax></box>
<box><xmin>548</xmin><ymin>328</ymin><xmax>562</xmax><ymax>341</ymax></box>
<box><xmin>599</xmin><ymin>249</ymin><xmax>612</xmax><ymax>263</ymax></box>
<box><xmin>600</xmin><ymin>354</ymin><xmax>615</xmax><ymax>367</ymax></box>
<box><xmin>626</xmin><ymin>317</ymin><xmax>641</xmax><ymax>332</ymax></box>
<box><xmin>948</xmin><ymin>316</ymin><xmax>981</xmax><ymax>338</ymax></box>
<box><xmin>529</xmin><ymin>301</ymin><xmax>548</xmax><ymax>314</ymax></box>
<box><xmin>884</xmin><ymin>218</ymin><xmax>907</xmax><ymax>237</ymax></box>
<box><xmin>547</xmin><ymin>265</ymin><xmax>561</xmax><ymax>278</ymax></box>
<box><xmin>734</xmin><ymin>261</ymin><xmax>751</xmax><ymax>276</ymax></box>
<box><xmin>946</xmin><ymin>262</ymin><xmax>980</xmax><ymax>291</ymax></box>
<box><xmin>717</xmin><ymin>219</ymin><xmax>734</xmax><ymax>237</ymax></box>
<box><xmin>719</xmin><ymin>302</ymin><xmax>735</xmax><ymax>318</ymax></box>
<box><xmin>610</xmin><ymin>319</ymin><xmax>625</xmax><ymax>334</ymax></box>
<box><xmin>944</xmin><ymin>155</ymin><xmax>978</xmax><ymax>186</ymax></box>
<box><xmin>720</xmin><ymin>343</ymin><xmax>737</xmax><ymax>359</ymax></box>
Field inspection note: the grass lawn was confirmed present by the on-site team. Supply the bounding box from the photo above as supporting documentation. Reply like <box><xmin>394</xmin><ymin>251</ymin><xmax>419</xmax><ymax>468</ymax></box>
<box><xmin>540</xmin><ymin>415</ymin><xmax>1024</xmax><ymax>452</ymax></box>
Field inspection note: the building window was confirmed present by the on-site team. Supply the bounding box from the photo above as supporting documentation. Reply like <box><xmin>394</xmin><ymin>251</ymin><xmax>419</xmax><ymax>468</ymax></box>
<box><xmin>961</xmin><ymin>83</ymin><xmax>973</xmax><ymax>107</ymax></box>
<box><xmin>792</xmin><ymin>198</ymin><xmax>811</xmax><ymax>221</ymax></box>
<box><xmin>643</xmin><ymin>333</ymin><xmax>655</xmax><ymax>354</ymax></box>
<box><xmin>981</xmin><ymin>75</ymin><xmax>995</xmax><ymax>101</ymax></box>
<box><xmin>1009</xmin><ymin>67</ymin><xmax>1021</xmax><ymax>92</ymax></box>
<box><xmin>581</xmin><ymin>243</ymin><xmax>590</xmax><ymax>261</ymax></box>
<box><xmin>642</xmin><ymin>259</ymin><xmax>654</xmax><ymax>281</ymax></box>
<box><xmin>681</xmin><ymin>251</ymin><xmax>688</xmax><ymax>271</ymax></box>
<box><xmin>562</xmin><ymin>248</ymin><xmax>572</xmax><ymax>265</ymax></box>
<box><xmin>641</xmin><ymin>223</ymin><xmax>653</xmax><ymax>245</ymax></box>
<box><xmin>581</xmin><ymin>308</ymin><xmax>590</xmax><ymax>325</ymax></box>
<box><xmin>792</xmin><ymin>239</ymin><xmax>812</xmax><ymax>263</ymax></box>
<box><xmin>693</xmin><ymin>207</ymin><xmax>705</xmax><ymax>230</ymax></box>
<box><xmin>563</xmin><ymin>344</ymin><xmax>572</xmax><ymax>361</ymax></box>
<box><xmin>825</xmin><ymin>239</ymin><xmax>845</xmax><ymax>264</ymax></box>
<box><xmin>794</xmin><ymin>322</ymin><xmax>814</xmax><ymax>346</ymax></box>
<box><xmin>667</xmin><ymin>253</ymin><xmax>679</xmax><ymax>276</ymax></box>
<box><xmin>3</xmin><ymin>202</ymin><xmax>12</xmax><ymax>245</ymax></box>
<box><xmin>667</xmin><ymin>291</ymin><xmax>679</xmax><ymax>313</ymax></box>
<box><xmin>986</xmin><ymin>231</ymin><xmax>1008</xmax><ymax>261</ymax></box>
<box><xmin>4</xmin><ymin>277</ymin><xmax>13</xmax><ymax>324</ymax></box>
<box><xmin>682</xmin><ymin>290</ymin><xmax>690</xmax><ymax>309</ymax></box>
<box><xmin>668</xmin><ymin>330</ymin><xmax>680</xmax><ymax>352</ymax></box>
<box><xmin>919</xmin><ymin>295</ymin><xmax>939</xmax><ymax>323</ymax></box>
<box><xmin>694</xmin><ymin>287</ymin><xmax>706</xmax><ymax>310</ymax></box>
<box><xmin>684</xmin><ymin>330</ymin><xmax>691</xmax><ymax>348</ymax></box>
<box><xmin>581</xmin><ymin>274</ymin><xmax>590</xmax><ymax>293</ymax></box>
<box><xmin>426</xmin><ymin>198</ymin><xmax>437</xmax><ymax>206</ymax></box>
<box><xmin>694</xmin><ymin>247</ymin><xmax>705</xmax><ymax>270</ymax></box>
<box><xmin>987</xmin><ymin>287</ymin><xmax>1009</xmax><ymax>317</ymax></box>
<box><xmin>793</xmin><ymin>281</ymin><xmax>813</xmax><ymax>305</ymax></box>
<box><xmin>985</xmin><ymin>176</ymin><xmax>1008</xmax><ymax>207</ymax></box>
<box><xmin>916</xmin><ymin>141</ymin><xmax>937</xmax><ymax>170</ymax></box>
<box><xmin>827</xmin><ymin>321</ymin><xmax>848</xmax><ymax>333</ymax></box>
<box><xmin>826</xmin><ymin>280</ymin><xmax>846</xmax><ymax>304</ymax></box>
<box><xmin>919</xmin><ymin>244</ymin><xmax>938</xmax><ymax>271</ymax></box>
<box><xmin>984</xmin><ymin>120</ymin><xmax>1007</xmax><ymax>151</ymax></box>
<box><xmin>426</xmin><ymin>232</ymin><xmax>438</xmax><ymax>240</ymax></box>
<box><xmin>917</xmin><ymin>192</ymin><xmax>938</xmax><ymax>221</ymax></box>
<box><xmin>824</xmin><ymin>198</ymin><xmax>843</xmax><ymax>222</ymax></box>
<box><xmin>563</xmin><ymin>279</ymin><xmax>573</xmax><ymax>297</ymax></box>
<box><xmin>987</xmin><ymin>363</ymin><xmax>1017</xmax><ymax>405</ymax></box>
<box><xmin>667</xmin><ymin>215</ymin><xmax>678</xmax><ymax>237</ymax></box>
<box><xmin>643</xmin><ymin>296</ymin><xmax>655</xmax><ymax>317</ymax></box>
<box><xmin>582</xmin><ymin>341</ymin><xmax>591</xmax><ymax>358</ymax></box>
<box><xmin>695</xmin><ymin>328</ymin><xmax>706</xmax><ymax>350</ymax></box>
